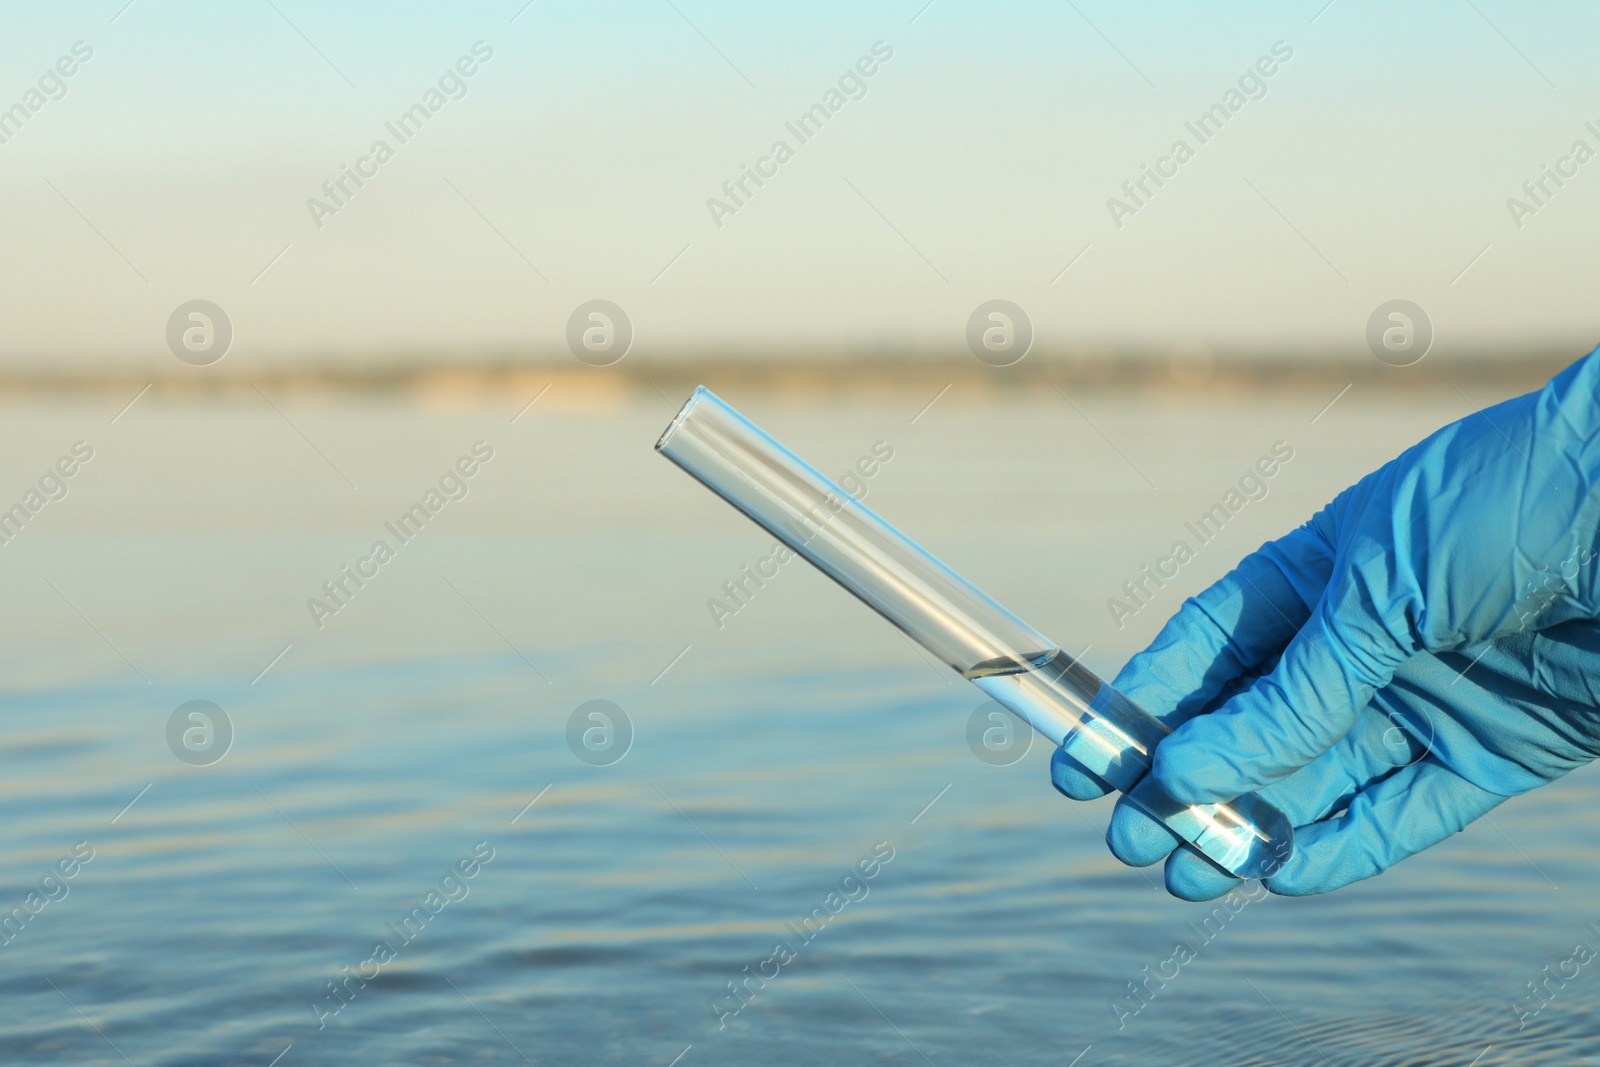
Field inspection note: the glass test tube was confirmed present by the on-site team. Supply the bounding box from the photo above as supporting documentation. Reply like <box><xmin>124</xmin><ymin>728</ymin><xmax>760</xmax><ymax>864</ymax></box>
<box><xmin>655</xmin><ymin>387</ymin><xmax>1292</xmax><ymax>880</ymax></box>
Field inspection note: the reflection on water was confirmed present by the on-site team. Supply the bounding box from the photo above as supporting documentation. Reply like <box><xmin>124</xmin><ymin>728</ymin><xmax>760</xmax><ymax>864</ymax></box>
<box><xmin>0</xmin><ymin>385</ymin><xmax>1594</xmax><ymax>1064</ymax></box>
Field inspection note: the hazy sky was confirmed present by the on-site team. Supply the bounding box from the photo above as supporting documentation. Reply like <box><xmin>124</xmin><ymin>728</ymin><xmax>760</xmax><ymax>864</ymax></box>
<box><xmin>2</xmin><ymin>0</ymin><xmax>1598</xmax><ymax>364</ymax></box>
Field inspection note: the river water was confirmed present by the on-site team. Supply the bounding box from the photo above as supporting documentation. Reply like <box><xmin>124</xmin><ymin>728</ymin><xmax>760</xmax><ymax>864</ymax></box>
<box><xmin>0</xmin><ymin>379</ymin><xmax>1592</xmax><ymax>1065</ymax></box>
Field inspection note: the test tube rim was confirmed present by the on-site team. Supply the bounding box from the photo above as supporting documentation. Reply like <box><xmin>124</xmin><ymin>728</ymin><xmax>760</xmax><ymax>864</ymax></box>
<box><xmin>655</xmin><ymin>384</ymin><xmax>711</xmax><ymax>453</ymax></box>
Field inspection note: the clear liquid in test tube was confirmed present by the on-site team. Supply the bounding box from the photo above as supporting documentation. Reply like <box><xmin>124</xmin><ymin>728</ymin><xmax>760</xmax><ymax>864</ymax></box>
<box><xmin>655</xmin><ymin>386</ymin><xmax>1293</xmax><ymax>880</ymax></box>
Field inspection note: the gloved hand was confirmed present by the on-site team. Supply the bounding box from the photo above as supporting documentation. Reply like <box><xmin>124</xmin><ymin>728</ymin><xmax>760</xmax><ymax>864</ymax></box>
<box><xmin>1054</xmin><ymin>348</ymin><xmax>1600</xmax><ymax>899</ymax></box>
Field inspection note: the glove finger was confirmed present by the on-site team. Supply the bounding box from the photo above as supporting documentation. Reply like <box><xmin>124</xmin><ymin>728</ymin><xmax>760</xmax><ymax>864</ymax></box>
<box><xmin>1264</xmin><ymin>757</ymin><xmax>1507</xmax><ymax>896</ymax></box>
<box><xmin>1261</xmin><ymin>699</ymin><xmax>1432</xmax><ymax>826</ymax></box>
<box><xmin>1111</xmin><ymin>526</ymin><xmax>1332</xmax><ymax>727</ymax></box>
<box><xmin>1107</xmin><ymin>700</ymin><xmax>1417</xmax><ymax>871</ymax></box>
<box><xmin>1163</xmin><ymin>844</ymin><xmax>1240</xmax><ymax>901</ymax></box>
<box><xmin>1154</xmin><ymin>701</ymin><xmax>1432</xmax><ymax>899</ymax></box>
<box><xmin>1052</xmin><ymin>663</ymin><xmax>1275</xmax><ymax>802</ymax></box>
<box><xmin>1105</xmin><ymin>790</ymin><xmax>1181</xmax><ymax>866</ymax></box>
<box><xmin>1153</xmin><ymin>595</ymin><xmax>1410</xmax><ymax>805</ymax></box>
<box><xmin>1156</xmin><ymin>712</ymin><xmax>1417</xmax><ymax>900</ymax></box>
<box><xmin>1051</xmin><ymin>745</ymin><xmax>1113</xmax><ymax>801</ymax></box>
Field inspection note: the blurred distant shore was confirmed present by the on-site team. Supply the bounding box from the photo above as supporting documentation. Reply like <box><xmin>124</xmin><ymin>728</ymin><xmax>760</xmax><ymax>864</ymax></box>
<box><xmin>0</xmin><ymin>345</ymin><xmax>1585</xmax><ymax>398</ymax></box>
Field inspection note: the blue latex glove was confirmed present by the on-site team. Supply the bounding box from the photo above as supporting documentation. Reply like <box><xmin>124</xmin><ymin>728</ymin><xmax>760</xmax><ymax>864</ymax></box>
<box><xmin>1054</xmin><ymin>348</ymin><xmax>1600</xmax><ymax>899</ymax></box>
